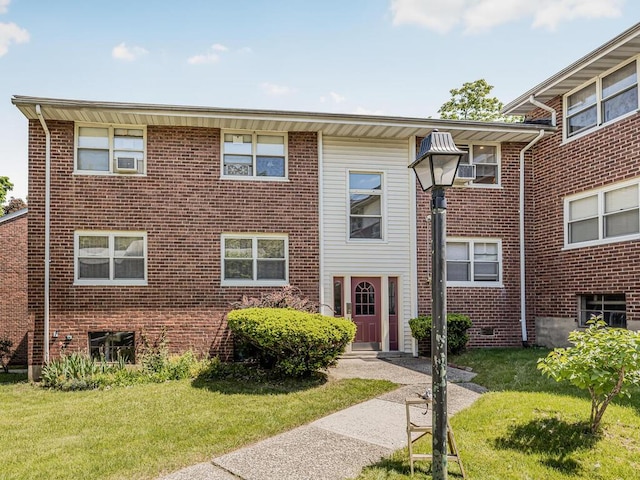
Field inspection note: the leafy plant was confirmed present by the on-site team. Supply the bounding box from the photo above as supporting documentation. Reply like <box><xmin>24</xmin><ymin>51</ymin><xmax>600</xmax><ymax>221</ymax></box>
<box><xmin>138</xmin><ymin>328</ymin><xmax>170</xmax><ymax>375</ymax></box>
<box><xmin>230</xmin><ymin>286</ymin><xmax>318</xmax><ymax>313</ymax></box>
<box><xmin>538</xmin><ymin>316</ymin><xmax>640</xmax><ymax>433</ymax></box>
<box><xmin>227</xmin><ymin>307</ymin><xmax>356</xmax><ymax>377</ymax></box>
<box><xmin>0</xmin><ymin>337</ymin><xmax>13</xmax><ymax>373</ymax></box>
<box><xmin>408</xmin><ymin>314</ymin><xmax>472</xmax><ymax>355</ymax></box>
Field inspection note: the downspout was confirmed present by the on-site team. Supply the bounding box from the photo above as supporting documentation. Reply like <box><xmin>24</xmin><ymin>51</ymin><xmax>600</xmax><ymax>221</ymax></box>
<box><xmin>35</xmin><ymin>105</ymin><xmax>51</xmax><ymax>365</ymax></box>
<box><xmin>317</xmin><ymin>131</ymin><xmax>325</xmax><ymax>314</ymax></box>
<box><xmin>518</xmin><ymin>96</ymin><xmax>557</xmax><ymax>346</ymax></box>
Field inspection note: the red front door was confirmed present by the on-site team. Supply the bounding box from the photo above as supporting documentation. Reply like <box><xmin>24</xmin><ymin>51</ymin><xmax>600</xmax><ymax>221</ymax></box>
<box><xmin>351</xmin><ymin>277</ymin><xmax>381</xmax><ymax>350</ymax></box>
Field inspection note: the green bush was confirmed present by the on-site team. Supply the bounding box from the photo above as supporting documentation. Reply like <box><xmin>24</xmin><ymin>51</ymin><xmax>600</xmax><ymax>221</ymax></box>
<box><xmin>408</xmin><ymin>313</ymin><xmax>472</xmax><ymax>355</ymax></box>
<box><xmin>41</xmin><ymin>350</ymin><xmax>211</xmax><ymax>391</ymax></box>
<box><xmin>227</xmin><ymin>307</ymin><xmax>356</xmax><ymax>377</ymax></box>
<box><xmin>538</xmin><ymin>317</ymin><xmax>640</xmax><ymax>433</ymax></box>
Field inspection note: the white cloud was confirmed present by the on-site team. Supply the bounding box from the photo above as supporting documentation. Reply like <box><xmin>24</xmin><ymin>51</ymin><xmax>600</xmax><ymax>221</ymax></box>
<box><xmin>0</xmin><ymin>0</ymin><xmax>10</xmax><ymax>15</ymax></box>
<box><xmin>187</xmin><ymin>44</ymin><xmax>235</xmax><ymax>65</ymax></box>
<box><xmin>320</xmin><ymin>91</ymin><xmax>347</xmax><ymax>104</ymax></box>
<box><xmin>187</xmin><ymin>52</ymin><xmax>220</xmax><ymax>65</ymax></box>
<box><xmin>238</xmin><ymin>46</ymin><xmax>253</xmax><ymax>54</ymax></box>
<box><xmin>390</xmin><ymin>0</ymin><xmax>624</xmax><ymax>34</ymax></box>
<box><xmin>0</xmin><ymin>22</ymin><xmax>29</xmax><ymax>57</ymax></box>
<box><xmin>260</xmin><ymin>82</ymin><xmax>295</xmax><ymax>96</ymax></box>
<box><xmin>353</xmin><ymin>106</ymin><xmax>385</xmax><ymax>116</ymax></box>
<box><xmin>112</xmin><ymin>42</ymin><xmax>148</xmax><ymax>61</ymax></box>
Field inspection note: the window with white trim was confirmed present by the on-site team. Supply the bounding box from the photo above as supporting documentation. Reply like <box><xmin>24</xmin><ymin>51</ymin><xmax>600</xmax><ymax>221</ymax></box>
<box><xmin>446</xmin><ymin>239</ymin><xmax>502</xmax><ymax>286</ymax></box>
<box><xmin>565</xmin><ymin>181</ymin><xmax>640</xmax><ymax>247</ymax></box>
<box><xmin>457</xmin><ymin>144</ymin><xmax>500</xmax><ymax>186</ymax></box>
<box><xmin>75</xmin><ymin>231</ymin><xmax>147</xmax><ymax>285</ymax></box>
<box><xmin>578</xmin><ymin>294</ymin><xmax>626</xmax><ymax>328</ymax></box>
<box><xmin>349</xmin><ymin>172</ymin><xmax>383</xmax><ymax>239</ymax></box>
<box><xmin>222</xmin><ymin>234</ymin><xmax>288</xmax><ymax>285</ymax></box>
<box><xmin>565</xmin><ymin>59</ymin><xmax>638</xmax><ymax>139</ymax></box>
<box><xmin>75</xmin><ymin>125</ymin><xmax>146</xmax><ymax>174</ymax></box>
<box><xmin>222</xmin><ymin>132</ymin><xmax>287</xmax><ymax>178</ymax></box>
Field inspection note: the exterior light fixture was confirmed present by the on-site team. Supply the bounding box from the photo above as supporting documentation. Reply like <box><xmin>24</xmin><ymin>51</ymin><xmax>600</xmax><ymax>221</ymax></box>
<box><xmin>409</xmin><ymin>129</ymin><xmax>464</xmax><ymax>480</ymax></box>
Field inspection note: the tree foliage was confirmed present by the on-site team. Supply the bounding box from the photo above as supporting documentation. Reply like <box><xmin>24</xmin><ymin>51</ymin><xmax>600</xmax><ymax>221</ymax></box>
<box><xmin>438</xmin><ymin>79</ymin><xmax>521</xmax><ymax>123</ymax></box>
<box><xmin>3</xmin><ymin>197</ymin><xmax>27</xmax><ymax>215</ymax></box>
<box><xmin>537</xmin><ymin>317</ymin><xmax>640</xmax><ymax>433</ymax></box>
<box><xmin>0</xmin><ymin>177</ymin><xmax>14</xmax><ymax>213</ymax></box>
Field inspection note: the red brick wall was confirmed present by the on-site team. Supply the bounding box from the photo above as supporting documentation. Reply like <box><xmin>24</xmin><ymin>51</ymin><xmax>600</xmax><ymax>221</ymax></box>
<box><xmin>0</xmin><ymin>211</ymin><xmax>29</xmax><ymax>365</ymax></box>
<box><xmin>27</xmin><ymin>120</ymin><xmax>319</xmax><ymax>366</ymax></box>
<box><xmin>527</xmin><ymin>96</ymin><xmax>640</xmax><ymax>325</ymax></box>
<box><xmin>416</xmin><ymin>141</ymin><xmax>533</xmax><ymax>347</ymax></box>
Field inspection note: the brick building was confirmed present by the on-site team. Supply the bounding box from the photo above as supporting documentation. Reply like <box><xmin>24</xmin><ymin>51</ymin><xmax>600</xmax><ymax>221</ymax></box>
<box><xmin>0</xmin><ymin>208</ymin><xmax>29</xmax><ymax>366</ymax></box>
<box><xmin>12</xmin><ymin>22</ymin><xmax>640</xmax><ymax>378</ymax></box>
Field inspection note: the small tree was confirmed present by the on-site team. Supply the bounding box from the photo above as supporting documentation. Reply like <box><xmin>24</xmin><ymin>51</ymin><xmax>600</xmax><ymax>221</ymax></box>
<box><xmin>0</xmin><ymin>176</ymin><xmax>14</xmax><ymax>216</ymax></box>
<box><xmin>438</xmin><ymin>79</ymin><xmax>522</xmax><ymax>123</ymax></box>
<box><xmin>3</xmin><ymin>197</ymin><xmax>27</xmax><ymax>215</ymax></box>
<box><xmin>538</xmin><ymin>317</ymin><xmax>640</xmax><ymax>433</ymax></box>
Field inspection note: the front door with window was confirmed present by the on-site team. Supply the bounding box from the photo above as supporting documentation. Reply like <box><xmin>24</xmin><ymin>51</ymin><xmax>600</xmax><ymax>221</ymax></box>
<box><xmin>351</xmin><ymin>277</ymin><xmax>381</xmax><ymax>350</ymax></box>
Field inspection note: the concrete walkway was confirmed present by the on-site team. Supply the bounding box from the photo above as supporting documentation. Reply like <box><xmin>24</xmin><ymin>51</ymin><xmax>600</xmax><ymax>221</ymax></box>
<box><xmin>158</xmin><ymin>354</ymin><xmax>486</xmax><ymax>480</ymax></box>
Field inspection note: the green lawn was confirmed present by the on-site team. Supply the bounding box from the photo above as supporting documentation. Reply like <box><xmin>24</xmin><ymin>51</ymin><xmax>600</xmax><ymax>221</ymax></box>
<box><xmin>0</xmin><ymin>373</ymin><xmax>395</xmax><ymax>479</ymax></box>
<box><xmin>356</xmin><ymin>347</ymin><xmax>640</xmax><ymax>480</ymax></box>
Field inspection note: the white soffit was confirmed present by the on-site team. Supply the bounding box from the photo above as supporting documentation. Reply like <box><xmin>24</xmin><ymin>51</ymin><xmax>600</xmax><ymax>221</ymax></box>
<box><xmin>12</xmin><ymin>95</ymin><xmax>552</xmax><ymax>144</ymax></box>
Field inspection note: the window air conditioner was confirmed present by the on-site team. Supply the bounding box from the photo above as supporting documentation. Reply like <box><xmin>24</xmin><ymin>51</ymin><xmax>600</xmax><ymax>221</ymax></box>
<box><xmin>454</xmin><ymin>164</ymin><xmax>476</xmax><ymax>184</ymax></box>
<box><xmin>115</xmin><ymin>156</ymin><xmax>138</xmax><ymax>173</ymax></box>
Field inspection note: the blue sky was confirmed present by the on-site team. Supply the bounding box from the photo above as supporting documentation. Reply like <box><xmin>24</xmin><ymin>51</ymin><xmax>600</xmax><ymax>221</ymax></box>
<box><xmin>1</xmin><ymin>0</ymin><xmax>639</xmax><ymax>201</ymax></box>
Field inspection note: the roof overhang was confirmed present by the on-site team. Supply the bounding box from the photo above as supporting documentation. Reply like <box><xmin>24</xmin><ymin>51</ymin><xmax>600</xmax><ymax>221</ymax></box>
<box><xmin>12</xmin><ymin>95</ymin><xmax>553</xmax><ymax>144</ymax></box>
<box><xmin>0</xmin><ymin>208</ymin><xmax>27</xmax><ymax>224</ymax></box>
<box><xmin>504</xmin><ymin>22</ymin><xmax>640</xmax><ymax>116</ymax></box>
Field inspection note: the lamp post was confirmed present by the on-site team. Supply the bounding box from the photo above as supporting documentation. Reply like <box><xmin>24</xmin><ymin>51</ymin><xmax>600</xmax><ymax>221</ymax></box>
<box><xmin>409</xmin><ymin>130</ymin><xmax>464</xmax><ymax>480</ymax></box>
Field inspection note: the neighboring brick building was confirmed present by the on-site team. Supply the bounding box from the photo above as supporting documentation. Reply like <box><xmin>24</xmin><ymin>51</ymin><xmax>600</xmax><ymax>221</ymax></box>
<box><xmin>12</xmin><ymin>22</ymin><xmax>640</xmax><ymax>377</ymax></box>
<box><xmin>0</xmin><ymin>208</ymin><xmax>28</xmax><ymax>366</ymax></box>
<box><xmin>504</xmin><ymin>22</ymin><xmax>640</xmax><ymax>346</ymax></box>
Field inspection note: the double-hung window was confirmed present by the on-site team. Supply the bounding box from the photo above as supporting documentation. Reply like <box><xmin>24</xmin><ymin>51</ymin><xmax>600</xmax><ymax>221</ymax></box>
<box><xmin>222</xmin><ymin>132</ymin><xmax>287</xmax><ymax>179</ymax></box>
<box><xmin>566</xmin><ymin>181</ymin><xmax>640</xmax><ymax>247</ymax></box>
<box><xmin>565</xmin><ymin>59</ymin><xmax>638</xmax><ymax>139</ymax></box>
<box><xmin>349</xmin><ymin>172</ymin><xmax>383</xmax><ymax>239</ymax></box>
<box><xmin>222</xmin><ymin>234</ymin><xmax>288</xmax><ymax>285</ymax></box>
<box><xmin>76</xmin><ymin>125</ymin><xmax>146</xmax><ymax>174</ymax></box>
<box><xmin>75</xmin><ymin>231</ymin><xmax>147</xmax><ymax>285</ymax></box>
<box><xmin>446</xmin><ymin>239</ymin><xmax>501</xmax><ymax>286</ymax></box>
<box><xmin>457</xmin><ymin>144</ymin><xmax>499</xmax><ymax>186</ymax></box>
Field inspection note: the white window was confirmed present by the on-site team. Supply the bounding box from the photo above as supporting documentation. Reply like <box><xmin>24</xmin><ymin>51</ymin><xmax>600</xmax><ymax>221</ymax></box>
<box><xmin>222</xmin><ymin>132</ymin><xmax>287</xmax><ymax>179</ymax></box>
<box><xmin>221</xmin><ymin>234</ymin><xmax>288</xmax><ymax>285</ymax></box>
<box><xmin>75</xmin><ymin>125</ymin><xmax>146</xmax><ymax>174</ymax></box>
<box><xmin>349</xmin><ymin>172</ymin><xmax>383</xmax><ymax>239</ymax></box>
<box><xmin>446</xmin><ymin>239</ymin><xmax>502</xmax><ymax>286</ymax></box>
<box><xmin>565</xmin><ymin>59</ymin><xmax>638</xmax><ymax>139</ymax></box>
<box><xmin>75</xmin><ymin>231</ymin><xmax>147</xmax><ymax>285</ymax></box>
<box><xmin>565</xmin><ymin>180</ymin><xmax>640</xmax><ymax>247</ymax></box>
<box><xmin>578</xmin><ymin>294</ymin><xmax>626</xmax><ymax>328</ymax></box>
<box><xmin>457</xmin><ymin>144</ymin><xmax>500</xmax><ymax>186</ymax></box>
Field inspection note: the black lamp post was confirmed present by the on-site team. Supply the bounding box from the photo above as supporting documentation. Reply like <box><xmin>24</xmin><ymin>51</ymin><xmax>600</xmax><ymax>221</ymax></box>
<box><xmin>409</xmin><ymin>129</ymin><xmax>464</xmax><ymax>480</ymax></box>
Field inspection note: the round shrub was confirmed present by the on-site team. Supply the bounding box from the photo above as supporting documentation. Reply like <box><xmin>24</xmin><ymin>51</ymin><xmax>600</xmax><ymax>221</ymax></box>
<box><xmin>227</xmin><ymin>307</ymin><xmax>356</xmax><ymax>377</ymax></box>
<box><xmin>408</xmin><ymin>313</ymin><xmax>472</xmax><ymax>355</ymax></box>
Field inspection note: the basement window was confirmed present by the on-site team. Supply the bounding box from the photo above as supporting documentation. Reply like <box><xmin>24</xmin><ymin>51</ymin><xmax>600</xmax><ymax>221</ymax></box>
<box><xmin>89</xmin><ymin>331</ymin><xmax>135</xmax><ymax>363</ymax></box>
<box><xmin>578</xmin><ymin>294</ymin><xmax>626</xmax><ymax>328</ymax></box>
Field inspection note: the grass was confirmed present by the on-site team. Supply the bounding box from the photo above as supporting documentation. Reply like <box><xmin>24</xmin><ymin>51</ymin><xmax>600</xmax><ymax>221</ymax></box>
<box><xmin>0</xmin><ymin>372</ymin><xmax>395</xmax><ymax>479</ymax></box>
<box><xmin>355</xmin><ymin>347</ymin><xmax>640</xmax><ymax>480</ymax></box>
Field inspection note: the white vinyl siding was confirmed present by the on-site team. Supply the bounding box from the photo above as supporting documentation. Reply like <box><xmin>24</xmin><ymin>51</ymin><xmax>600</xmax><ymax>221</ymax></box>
<box><xmin>321</xmin><ymin>136</ymin><xmax>414</xmax><ymax>352</ymax></box>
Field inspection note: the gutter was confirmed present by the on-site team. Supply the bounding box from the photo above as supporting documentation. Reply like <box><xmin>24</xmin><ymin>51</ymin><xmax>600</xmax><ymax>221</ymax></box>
<box><xmin>35</xmin><ymin>105</ymin><xmax>51</xmax><ymax>365</ymax></box>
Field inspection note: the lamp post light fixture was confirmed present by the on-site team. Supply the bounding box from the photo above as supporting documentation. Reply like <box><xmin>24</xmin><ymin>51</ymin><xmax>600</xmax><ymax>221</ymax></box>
<box><xmin>409</xmin><ymin>129</ymin><xmax>464</xmax><ymax>480</ymax></box>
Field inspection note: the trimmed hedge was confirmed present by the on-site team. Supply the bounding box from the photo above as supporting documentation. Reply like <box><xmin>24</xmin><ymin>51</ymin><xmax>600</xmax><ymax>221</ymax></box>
<box><xmin>227</xmin><ymin>307</ymin><xmax>356</xmax><ymax>377</ymax></box>
<box><xmin>408</xmin><ymin>313</ymin><xmax>472</xmax><ymax>355</ymax></box>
